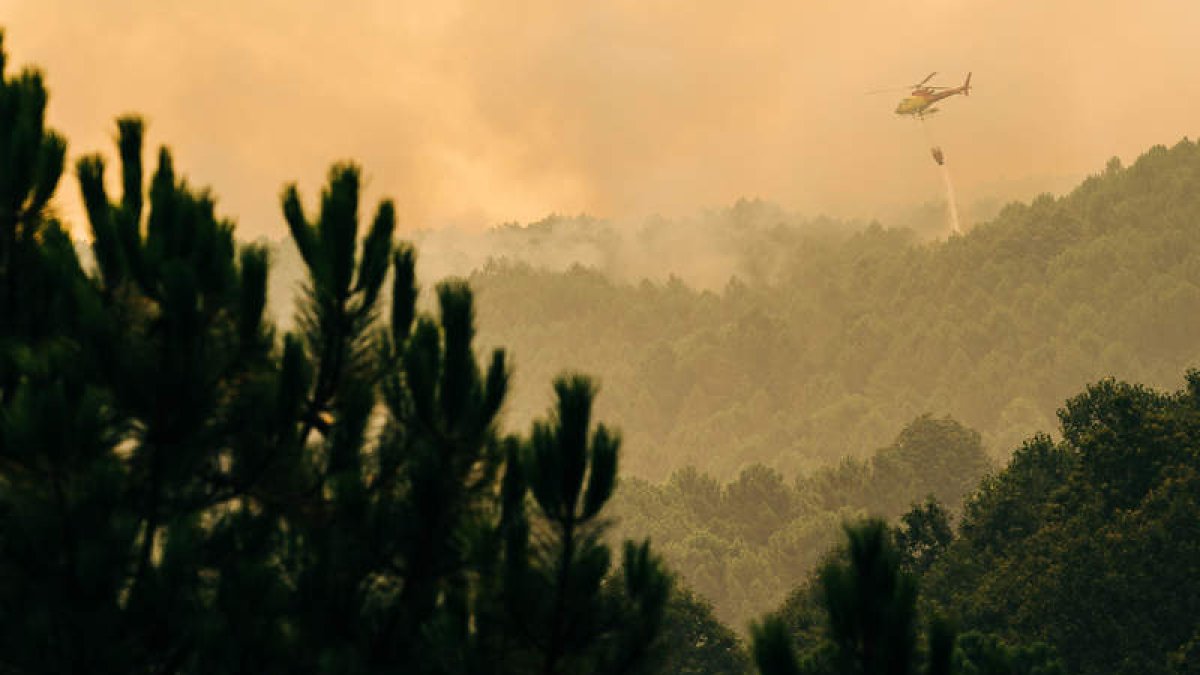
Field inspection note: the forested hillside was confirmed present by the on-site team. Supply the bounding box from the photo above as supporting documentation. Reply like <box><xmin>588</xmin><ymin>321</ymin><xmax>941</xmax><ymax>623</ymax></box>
<box><xmin>260</xmin><ymin>139</ymin><xmax>1200</xmax><ymax>635</ymax></box>
<box><xmin>265</xmin><ymin>141</ymin><xmax>1200</xmax><ymax>483</ymax></box>
<box><xmin>610</xmin><ymin>414</ymin><xmax>991</xmax><ymax>630</ymax></box>
<box><xmin>462</xmin><ymin>142</ymin><xmax>1200</xmax><ymax>480</ymax></box>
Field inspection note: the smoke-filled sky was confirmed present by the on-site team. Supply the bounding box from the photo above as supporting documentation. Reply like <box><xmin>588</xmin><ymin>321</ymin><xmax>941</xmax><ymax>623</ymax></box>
<box><xmin>6</xmin><ymin>0</ymin><xmax>1200</xmax><ymax>239</ymax></box>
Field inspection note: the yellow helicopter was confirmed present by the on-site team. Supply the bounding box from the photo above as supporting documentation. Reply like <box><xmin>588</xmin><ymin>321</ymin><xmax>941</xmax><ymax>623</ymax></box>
<box><xmin>872</xmin><ymin>72</ymin><xmax>972</xmax><ymax>120</ymax></box>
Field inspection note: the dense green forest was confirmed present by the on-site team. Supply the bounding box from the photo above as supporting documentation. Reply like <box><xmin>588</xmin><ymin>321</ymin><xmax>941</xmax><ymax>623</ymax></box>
<box><xmin>610</xmin><ymin>414</ymin><xmax>991</xmax><ymax>630</ymax></box>
<box><xmin>762</xmin><ymin>373</ymin><xmax>1200</xmax><ymax>675</ymax></box>
<box><xmin>458</xmin><ymin>143</ymin><xmax>1200</xmax><ymax>481</ymax></box>
<box><xmin>268</xmin><ymin>136</ymin><xmax>1200</xmax><ymax>484</ymax></box>
<box><xmin>3</xmin><ymin>27</ymin><xmax>1200</xmax><ymax>675</ymax></box>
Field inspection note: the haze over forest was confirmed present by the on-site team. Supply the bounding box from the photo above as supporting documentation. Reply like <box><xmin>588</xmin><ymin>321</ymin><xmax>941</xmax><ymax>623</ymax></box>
<box><xmin>5</xmin><ymin>2</ymin><xmax>1200</xmax><ymax>674</ymax></box>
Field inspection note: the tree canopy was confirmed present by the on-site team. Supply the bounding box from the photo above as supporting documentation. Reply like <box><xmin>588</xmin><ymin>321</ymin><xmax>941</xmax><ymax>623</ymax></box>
<box><xmin>329</xmin><ymin>139</ymin><xmax>1200</xmax><ymax>483</ymax></box>
<box><xmin>922</xmin><ymin>374</ymin><xmax>1200</xmax><ymax>675</ymax></box>
<box><xmin>611</xmin><ymin>414</ymin><xmax>991</xmax><ymax>629</ymax></box>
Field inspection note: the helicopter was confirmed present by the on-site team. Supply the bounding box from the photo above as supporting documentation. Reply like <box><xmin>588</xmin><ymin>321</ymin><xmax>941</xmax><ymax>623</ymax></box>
<box><xmin>872</xmin><ymin>72</ymin><xmax>972</xmax><ymax>119</ymax></box>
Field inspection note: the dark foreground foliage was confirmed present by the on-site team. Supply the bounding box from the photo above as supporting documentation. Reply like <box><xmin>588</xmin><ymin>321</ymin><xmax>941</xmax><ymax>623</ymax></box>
<box><xmin>922</xmin><ymin>374</ymin><xmax>1200</xmax><ymax>675</ymax></box>
<box><xmin>0</xmin><ymin>33</ymin><xmax>671</xmax><ymax>674</ymax></box>
<box><xmin>754</xmin><ymin>520</ymin><xmax>1063</xmax><ymax>675</ymax></box>
<box><xmin>753</xmin><ymin>368</ymin><xmax>1200</xmax><ymax>675</ymax></box>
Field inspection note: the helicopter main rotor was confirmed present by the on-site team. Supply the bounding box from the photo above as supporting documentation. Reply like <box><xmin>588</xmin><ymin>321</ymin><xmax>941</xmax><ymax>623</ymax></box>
<box><xmin>866</xmin><ymin>71</ymin><xmax>953</xmax><ymax>95</ymax></box>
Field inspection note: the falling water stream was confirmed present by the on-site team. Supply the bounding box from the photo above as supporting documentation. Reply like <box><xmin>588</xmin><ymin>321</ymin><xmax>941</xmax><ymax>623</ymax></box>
<box><xmin>939</xmin><ymin>162</ymin><xmax>961</xmax><ymax>234</ymax></box>
<box><xmin>921</xmin><ymin>119</ymin><xmax>961</xmax><ymax>235</ymax></box>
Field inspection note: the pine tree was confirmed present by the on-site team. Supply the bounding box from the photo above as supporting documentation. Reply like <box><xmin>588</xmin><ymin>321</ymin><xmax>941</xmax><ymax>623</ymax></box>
<box><xmin>1</xmin><ymin>33</ymin><xmax>281</xmax><ymax>668</ymax></box>
<box><xmin>0</xmin><ymin>29</ymin><xmax>671</xmax><ymax>673</ymax></box>
<box><xmin>0</xmin><ymin>28</ymin><xmax>70</xmax><ymax>401</ymax></box>
<box><xmin>505</xmin><ymin>376</ymin><xmax>671</xmax><ymax>675</ymax></box>
<box><xmin>752</xmin><ymin>520</ymin><xmax>955</xmax><ymax>675</ymax></box>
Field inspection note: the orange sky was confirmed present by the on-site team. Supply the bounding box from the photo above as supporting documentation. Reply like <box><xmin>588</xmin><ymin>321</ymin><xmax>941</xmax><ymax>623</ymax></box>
<box><xmin>6</xmin><ymin>0</ymin><xmax>1200</xmax><ymax>239</ymax></box>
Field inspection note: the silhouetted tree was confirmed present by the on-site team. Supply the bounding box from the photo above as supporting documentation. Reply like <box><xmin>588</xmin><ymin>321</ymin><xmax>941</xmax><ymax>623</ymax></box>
<box><xmin>0</xmin><ymin>46</ymin><xmax>282</xmax><ymax>667</ymax></box>
<box><xmin>0</xmin><ymin>31</ymin><xmax>669</xmax><ymax>675</ymax></box>
<box><xmin>0</xmin><ymin>28</ymin><xmax>69</xmax><ymax>402</ymax></box>
<box><xmin>503</xmin><ymin>376</ymin><xmax>670</xmax><ymax>675</ymax></box>
<box><xmin>753</xmin><ymin>520</ymin><xmax>956</xmax><ymax>675</ymax></box>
